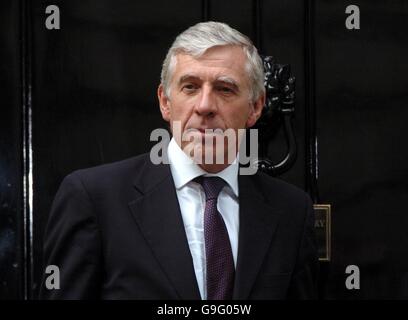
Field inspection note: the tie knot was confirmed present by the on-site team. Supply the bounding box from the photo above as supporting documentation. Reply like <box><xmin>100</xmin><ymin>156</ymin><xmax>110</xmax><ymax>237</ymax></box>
<box><xmin>194</xmin><ymin>176</ymin><xmax>226</xmax><ymax>201</ymax></box>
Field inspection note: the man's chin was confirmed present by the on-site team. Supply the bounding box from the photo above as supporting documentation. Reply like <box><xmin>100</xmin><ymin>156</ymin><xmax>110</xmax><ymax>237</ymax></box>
<box><xmin>182</xmin><ymin>142</ymin><xmax>236</xmax><ymax>166</ymax></box>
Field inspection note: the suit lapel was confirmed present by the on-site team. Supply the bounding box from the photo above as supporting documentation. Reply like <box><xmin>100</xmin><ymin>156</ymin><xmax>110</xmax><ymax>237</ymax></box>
<box><xmin>233</xmin><ymin>174</ymin><xmax>282</xmax><ymax>299</ymax></box>
<box><xmin>128</xmin><ymin>158</ymin><xmax>201</xmax><ymax>300</ymax></box>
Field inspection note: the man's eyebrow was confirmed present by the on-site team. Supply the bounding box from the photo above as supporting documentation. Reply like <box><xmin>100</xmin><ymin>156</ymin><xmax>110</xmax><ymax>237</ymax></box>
<box><xmin>215</xmin><ymin>76</ymin><xmax>240</xmax><ymax>90</ymax></box>
<box><xmin>178</xmin><ymin>74</ymin><xmax>202</xmax><ymax>85</ymax></box>
<box><xmin>177</xmin><ymin>74</ymin><xmax>240</xmax><ymax>90</ymax></box>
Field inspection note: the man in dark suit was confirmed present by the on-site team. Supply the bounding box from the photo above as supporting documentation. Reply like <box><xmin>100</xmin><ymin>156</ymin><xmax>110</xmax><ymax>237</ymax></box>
<box><xmin>40</xmin><ymin>21</ymin><xmax>318</xmax><ymax>299</ymax></box>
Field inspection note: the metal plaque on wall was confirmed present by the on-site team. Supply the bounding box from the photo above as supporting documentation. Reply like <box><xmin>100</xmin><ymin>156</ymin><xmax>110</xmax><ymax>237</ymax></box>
<box><xmin>314</xmin><ymin>204</ymin><xmax>331</xmax><ymax>261</ymax></box>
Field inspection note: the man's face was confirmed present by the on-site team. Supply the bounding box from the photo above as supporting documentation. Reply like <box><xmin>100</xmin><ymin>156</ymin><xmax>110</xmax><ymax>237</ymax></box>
<box><xmin>158</xmin><ymin>45</ymin><xmax>264</xmax><ymax>171</ymax></box>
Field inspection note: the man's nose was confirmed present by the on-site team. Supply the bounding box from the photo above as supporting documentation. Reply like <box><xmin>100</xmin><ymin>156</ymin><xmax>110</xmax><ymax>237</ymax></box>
<box><xmin>195</xmin><ymin>86</ymin><xmax>217</xmax><ymax>116</ymax></box>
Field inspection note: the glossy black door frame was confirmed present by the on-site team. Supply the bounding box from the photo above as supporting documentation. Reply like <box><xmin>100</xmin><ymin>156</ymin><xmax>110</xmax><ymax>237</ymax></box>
<box><xmin>21</xmin><ymin>0</ymin><xmax>34</xmax><ymax>300</ymax></box>
<box><xmin>304</xmin><ymin>0</ymin><xmax>319</xmax><ymax>202</ymax></box>
<box><xmin>253</xmin><ymin>0</ymin><xmax>319</xmax><ymax>200</ymax></box>
<box><xmin>202</xmin><ymin>0</ymin><xmax>210</xmax><ymax>21</ymax></box>
<box><xmin>253</xmin><ymin>0</ymin><xmax>263</xmax><ymax>51</ymax></box>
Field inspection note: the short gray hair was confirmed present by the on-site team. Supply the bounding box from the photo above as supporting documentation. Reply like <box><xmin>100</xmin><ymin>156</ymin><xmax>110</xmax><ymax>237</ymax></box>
<box><xmin>160</xmin><ymin>21</ymin><xmax>265</xmax><ymax>102</ymax></box>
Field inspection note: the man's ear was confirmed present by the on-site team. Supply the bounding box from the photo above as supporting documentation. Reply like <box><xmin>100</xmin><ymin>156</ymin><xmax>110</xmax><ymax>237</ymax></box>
<box><xmin>158</xmin><ymin>84</ymin><xmax>171</xmax><ymax>122</ymax></box>
<box><xmin>246</xmin><ymin>92</ymin><xmax>265</xmax><ymax>128</ymax></box>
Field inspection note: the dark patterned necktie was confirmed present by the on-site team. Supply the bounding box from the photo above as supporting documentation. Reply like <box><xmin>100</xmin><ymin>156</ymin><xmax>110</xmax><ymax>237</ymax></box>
<box><xmin>195</xmin><ymin>176</ymin><xmax>235</xmax><ymax>300</ymax></box>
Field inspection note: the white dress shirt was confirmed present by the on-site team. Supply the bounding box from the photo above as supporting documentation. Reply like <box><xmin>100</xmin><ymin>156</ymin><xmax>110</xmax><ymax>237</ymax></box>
<box><xmin>167</xmin><ymin>138</ymin><xmax>239</xmax><ymax>300</ymax></box>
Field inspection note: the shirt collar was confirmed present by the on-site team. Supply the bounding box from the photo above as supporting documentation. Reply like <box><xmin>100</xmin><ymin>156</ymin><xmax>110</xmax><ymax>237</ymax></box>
<box><xmin>167</xmin><ymin>137</ymin><xmax>239</xmax><ymax>197</ymax></box>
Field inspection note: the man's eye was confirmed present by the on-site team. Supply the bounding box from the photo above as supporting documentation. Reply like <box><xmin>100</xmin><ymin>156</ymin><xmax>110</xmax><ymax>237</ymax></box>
<box><xmin>218</xmin><ymin>86</ymin><xmax>234</xmax><ymax>94</ymax></box>
<box><xmin>182</xmin><ymin>84</ymin><xmax>197</xmax><ymax>92</ymax></box>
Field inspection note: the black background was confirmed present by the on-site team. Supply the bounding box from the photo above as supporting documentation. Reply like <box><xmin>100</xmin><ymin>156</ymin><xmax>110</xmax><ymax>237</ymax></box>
<box><xmin>1</xmin><ymin>0</ymin><xmax>407</xmax><ymax>299</ymax></box>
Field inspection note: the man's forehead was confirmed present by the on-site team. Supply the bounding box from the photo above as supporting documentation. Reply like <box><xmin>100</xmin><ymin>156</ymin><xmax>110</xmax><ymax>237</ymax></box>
<box><xmin>173</xmin><ymin>47</ymin><xmax>248</xmax><ymax>83</ymax></box>
<box><xmin>176</xmin><ymin>46</ymin><xmax>246</xmax><ymax>64</ymax></box>
<box><xmin>178</xmin><ymin>73</ymin><xmax>240</xmax><ymax>85</ymax></box>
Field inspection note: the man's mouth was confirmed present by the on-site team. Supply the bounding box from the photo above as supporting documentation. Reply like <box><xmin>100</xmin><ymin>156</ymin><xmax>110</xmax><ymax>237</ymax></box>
<box><xmin>186</xmin><ymin>127</ymin><xmax>224</xmax><ymax>134</ymax></box>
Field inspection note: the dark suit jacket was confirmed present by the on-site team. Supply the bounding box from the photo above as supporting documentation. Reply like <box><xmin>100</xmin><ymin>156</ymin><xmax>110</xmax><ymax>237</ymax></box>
<box><xmin>39</xmin><ymin>153</ymin><xmax>318</xmax><ymax>299</ymax></box>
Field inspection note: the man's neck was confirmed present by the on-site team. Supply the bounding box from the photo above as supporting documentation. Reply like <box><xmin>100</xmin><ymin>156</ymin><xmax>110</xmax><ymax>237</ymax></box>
<box><xmin>197</xmin><ymin>162</ymin><xmax>233</xmax><ymax>173</ymax></box>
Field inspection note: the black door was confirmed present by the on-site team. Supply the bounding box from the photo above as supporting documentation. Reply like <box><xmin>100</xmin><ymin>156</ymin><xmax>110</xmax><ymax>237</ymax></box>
<box><xmin>1</xmin><ymin>0</ymin><xmax>407</xmax><ymax>299</ymax></box>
